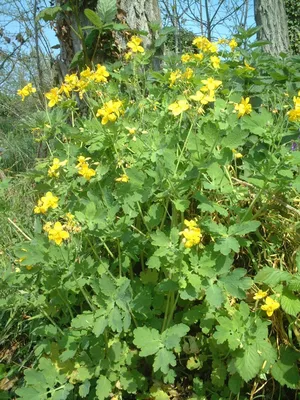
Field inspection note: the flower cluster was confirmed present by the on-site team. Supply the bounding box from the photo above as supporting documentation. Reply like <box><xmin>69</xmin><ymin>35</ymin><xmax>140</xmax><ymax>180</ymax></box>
<box><xmin>34</xmin><ymin>192</ymin><xmax>59</xmax><ymax>214</ymax></box>
<box><xmin>169</xmin><ymin>68</ymin><xmax>194</xmax><ymax>87</ymax></box>
<box><xmin>192</xmin><ymin>36</ymin><xmax>218</xmax><ymax>53</ymax></box>
<box><xmin>287</xmin><ymin>92</ymin><xmax>300</xmax><ymax>122</ymax></box>
<box><xmin>181</xmin><ymin>53</ymin><xmax>204</xmax><ymax>63</ymax></box>
<box><xmin>96</xmin><ymin>100</ymin><xmax>123</xmax><ymax>125</ymax></box>
<box><xmin>17</xmin><ymin>83</ymin><xmax>36</xmax><ymax>101</ymax></box>
<box><xmin>76</xmin><ymin>156</ymin><xmax>96</xmax><ymax>181</ymax></box>
<box><xmin>168</xmin><ymin>77</ymin><xmax>222</xmax><ymax>116</ymax></box>
<box><xmin>48</xmin><ymin>158</ymin><xmax>68</xmax><ymax>178</ymax></box>
<box><xmin>234</xmin><ymin>97</ymin><xmax>252</xmax><ymax>118</ymax></box>
<box><xmin>44</xmin><ymin>64</ymin><xmax>110</xmax><ymax>107</ymax></box>
<box><xmin>217</xmin><ymin>38</ymin><xmax>238</xmax><ymax>51</ymax></box>
<box><xmin>180</xmin><ymin>219</ymin><xmax>202</xmax><ymax>248</ymax></box>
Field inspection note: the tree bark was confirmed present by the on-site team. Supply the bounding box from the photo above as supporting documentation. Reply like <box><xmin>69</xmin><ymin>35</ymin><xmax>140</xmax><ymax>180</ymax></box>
<box><xmin>254</xmin><ymin>0</ymin><xmax>290</xmax><ymax>55</ymax></box>
<box><xmin>55</xmin><ymin>0</ymin><xmax>161</xmax><ymax>77</ymax></box>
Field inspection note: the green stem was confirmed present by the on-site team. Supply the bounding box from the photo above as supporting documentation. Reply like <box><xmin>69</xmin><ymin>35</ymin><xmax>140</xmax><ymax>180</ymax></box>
<box><xmin>159</xmin><ymin>199</ymin><xmax>170</xmax><ymax>230</ymax></box>
<box><xmin>161</xmin><ymin>292</ymin><xmax>171</xmax><ymax>333</ymax></box>
<box><xmin>174</xmin><ymin>120</ymin><xmax>195</xmax><ymax>175</ymax></box>
<box><xmin>137</xmin><ymin>202</ymin><xmax>151</xmax><ymax>233</ymax></box>
<box><xmin>72</xmin><ymin>271</ymin><xmax>96</xmax><ymax>311</ymax></box>
<box><xmin>166</xmin><ymin>291</ymin><xmax>180</xmax><ymax>329</ymax></box>
<box><xmin>117</xmin><ymin>239</ymin><xmax>122</xmax><ymax>277</ymax></box>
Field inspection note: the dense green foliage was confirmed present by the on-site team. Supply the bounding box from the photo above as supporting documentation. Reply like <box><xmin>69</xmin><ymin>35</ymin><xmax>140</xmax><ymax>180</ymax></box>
<box><xmin>1</xmin><ymin>24</ymin><xmax>300</xmax><ymax>400</ymax></box>
<box><xmin>285</xmin><ymin>0</ymin><xmax>300</xmax><ymax>54</ymax></box>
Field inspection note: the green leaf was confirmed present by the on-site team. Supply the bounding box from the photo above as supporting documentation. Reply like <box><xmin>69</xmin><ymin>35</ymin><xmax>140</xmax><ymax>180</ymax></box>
<box><xmin>71</xmin><ymin>312</ymin><xmax>94</xmax><ymax>330</ymax></box>
<box><xmin>153</xmin><ymin>348</ymin><xmax>176</xmax><ymax>374</ymax></box>
<box><xmin>69</xmin><ymin>50</ymin><xmax>84</xmax><ymax>69</ymax></box>
<box><xmin>93</xmin><ymin>315</ymin><xmax>108</xmax><ymax>337</ymax></box>
<box><xmin>79</xmin><ymin>380</ymin><xmax>90</xmax><ymax>398</ymax></box>
<box><xmin>254</xmin><ymin>267</ymin><xmax>291</xmax><ymax>286</ymax></box>
<box><xmin>271</xmin><ymin>346</ymin><xmax>300</xmax><ymax>389</ymax></box>
<box><xmin>162</xmin><ymin>324</ymin><xmax>190</xmax><ymax>350</ymax></box>
<box><xmin>249</xmin><ymin>40</ymin><xmax>271</xmax><ymax>48</ymax></box>
<box><xmin>15</xmin><ymin>387</ymin><xmax>43</xmax><ymax>400</ymax></box>
<box><xmin>111</xmin><ymin>23</ymin><xmax>129</xmax><ymax>31</ymax></box>
<box><xmin>173</xmin><ymin>199</ymin><xmax>190</xmax><ymax>212</ymax></box>
<box><xmin>211</xmin><ymin>360</ymin><xmax>227</xmax><ymax>387</ymax></box>
<box><xmin>205</xmin><ymin>284</ymin><xmax>225</xmax><ymax>308</ymax></box>
<box><xmin>214</xmin><ymin>236</ymin><xmax>240</xmax><ymax>255</ymax></box>
<box><xmin>235</xmin><ymin>344</ymin><xmax>263</xmax><ymax>382</ymax></box>
<box><xmin>147</xmin><ymin>256</ymin><xmax>161</xmax><ymax>270</ymax></box>
<box><xmin>84</xmin><ymin>9</ymin><xmax>103</xmax><ymax>28</ymax></box>
<box><xmin>133</xmin><ymin>327</ymin><xmax>162</xmax><ymax>356</ymax></box>
<box><xmin>108</xmin><ymin>307</ymin><xmax>123</xmax><ymax>333</ymax></box>
<box><xmin>220</xmin><ymin>269</ymin><xmax>252</xmax><ymax>299</ymax></box>
<box><xmin>97</xmin><ymin>0</ymin><xmax>117</xmax><ymax>23</ymax></box>
<box><xmin>37</xmin><ymin>6</ymin><xmax>61</xmax><ymax>22</ymax></box>
<box><xmin>280</xmin><ymin>288</ymin><xmax>300</xmax><ymax>317</ymax></box>
<box><xmin>228</xmin><ymin>220</ymin><xmax>261</xmax><ymax>236</ymax></box>
<box><xmin>228</xmin><ymin>374</ymin><xmax>243</xmax><ymax>395</ymax></box>
<box><xmin>221</xmin><ymin>127</ymin><xmax>248</xmax><ymax>148</ymax></box>
<box><xmin>150</xmin><ymin>230</ymin><xmax>170</xmax><ymax>247</ymax></box>
<box><xmin>96</xmin><ymin>375</ymin><xmax>112</xmax><ymax>400</ymax></box>
<box><xmin>240</xmin><ymin>109</ymin><xmax>273</xmax><ymax>136</ymax></box>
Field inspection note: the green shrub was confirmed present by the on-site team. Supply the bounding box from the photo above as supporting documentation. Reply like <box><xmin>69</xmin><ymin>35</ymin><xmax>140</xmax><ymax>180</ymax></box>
<box><xmin>2</xmin><ymin>29</ymin><xmax>300</xmax><ymax>399</ymax></box>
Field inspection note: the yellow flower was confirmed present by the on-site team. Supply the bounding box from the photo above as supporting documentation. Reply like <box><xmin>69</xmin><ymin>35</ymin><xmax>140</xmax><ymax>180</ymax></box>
<box><xmin>261</xmin><ymin>296</ymin><xmax>280</xmax><ymax>317</ymax></box>
<box><xmin>168</xmin><ymin>100</ymin><xmax>190</xmax><ymax>116</ymax></box>
<box><xmin>34</xmin><ymin>192</ymin><xmax>59</xmax><ymax>214</ymax></box>
<box><xmin>96</xmin><ymin>100</ymin><xmax>123</xmax><ymax>125</ymax></box>
<box><xmin>124</xmin><ymin>51</ymin><xmax>133</xmax><ymax>61</ymax></box>
<box><xmin>182</xmin><ymin>67</ymin><xmax>194</xmax><ymax>80</ymax></box>
<box><xmin>48</xmin><ymin>158</ymin><xmax>68</xmax><ymax>178</ymax></box>
<box><xmin>180</xmin><ymin>219</ymin><xmax>202</xmax><ymax>248</ymax></box>
<box><xmin>201</xmin><ymin>77</ymin><xmax>222</xmax><ymax>91</ymax></box>
<box><xmin>169</xmin><ymin>70</ymin><xmax>182</xmax><ymax>87</ymax></box>
<box><xmin>115</xmin><ymin>174</ymin><xmax>129</xmax><ymax>182</ymax></box>
<box><xmin>293</xmin><ymin>96</ymin><xmax>300</xmax><ymax>109</ymax></box>
<box><xmin>232</xmin><ymin>149</ymin><xmax>243</xmax><ymax>159</ymax></box>
<box><xmin>127</xmin><ymin>127</ymin><xmax>137</xmax><ymax>135</ymax></box>
<box><xmin>210</xmin><ymin>56</ymin><xmax>220</xmax><ymax>69</ymax></box>
<box><xmin>127</xmin><ymin>36</ymin><xmax>144</xmax><ymax>53</ymax></box>
<box><xmin>45</xmin><ymin>87</ymin><xmax>61</xmax><ymax>107</ymax></box>
<box><xmin>74</xmin><ymin>79</ymin><xmax>89</xmax><ymax>99</ymax></box>
<box><xmin>287</xmin><ymin>108</ymin><xmax>300</xmax><ymax>122</ymax></box>
<box><xmin>192</xmin><ymin>37</ymin><xmax>217</xmax><ymax>53</ymax></box>
<box><xmin>78</xmin><ymin>165</ymin><xmax>96</xmax><ymax>180</ymax></box>
<box><xmin>253</xmin><ymin>289</ymin><xmax>268</xmax><ymax>300</ymax></box>
<box><xmin>47</xmin><ymin>221</ymin><xmax>70</xmax><ymax>245</ymax></box>
<box><xmin>58</xmin><ymin>83</ymin><xmax>72</xmax><ymax>97</ymax></box>
<box><xmin>17</xmin><ymin>83</ymin><xmax>36</xmax><ymax>101</ymax></box>
<box><xmin>92</xmin><ymin>64</ymin><xmax>110</xmax><ymax>83</ymax></box>
<box><xmin>64</xmin><ymin>73</ymin><xmax>78</xmax><ymax>88</ymax></box>
<box><xmin>76</xmin><ymin>156</ymin><xmax>96</xmax><ymax>181</ymax></box>
<box><xmin>244</xmin><ymin>61</ymin><xmax>255</xmax><ymax>71</ymax></box>
<box><xmin>193</xmin><ymin>53</ymin><xmax>204</xmax><ymax>62</ymax></box>
<box><xmin>80</xmin><ymin>67</ymin><xmax>93</xmax><ymax>79</ymax></box>
<box><xmin>181</xmin><ymin>54</ymin><xmax>192</xmax><ymax>63</ymax></box>
<box><xmin>43</xmin><ymin>222</ymin><xmax>53</xmax><ymax>232</ymax></box>
<box><xmin>190</xmin><ymin>91</ymin><xmax>215</xmax><ymax>104</ymax></box>
<box><xmin>229</xmin><ymin>38</ymin><xmax>238</xmax><ymax>51</ymax></box>
<box><xmin>234</xmin><ymin>97</ymin><xmax>252</xmax><ymax>118</ymax></box>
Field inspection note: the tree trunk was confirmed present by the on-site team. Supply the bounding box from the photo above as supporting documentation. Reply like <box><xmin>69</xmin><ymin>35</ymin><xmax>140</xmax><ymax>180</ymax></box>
<box><xmin>55</xmin><ymin>0</ymin><xmax>161</xmax><ymax>77</ymax></box>
<box><xmin>254</xmin><ymin>0</ymin><xmax>290</xmax><ymax>55</ymax></box>
<box><xmin>117</xmin><ymin>0</ymin><xmax>161</xmax><ymax>48</ymax></box>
